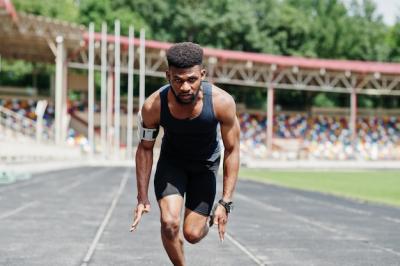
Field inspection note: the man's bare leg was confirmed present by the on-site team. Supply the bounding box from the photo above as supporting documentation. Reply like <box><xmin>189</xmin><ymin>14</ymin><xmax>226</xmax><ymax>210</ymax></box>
<box><xmin>183</xmin><ymin>208</ymin><xmax>209</xmax><ymax>244</ymax></box>
<box><xmin>158</xmin><ymin>194</ymin><xmax>185</xmax><ymax>266</ymax></box>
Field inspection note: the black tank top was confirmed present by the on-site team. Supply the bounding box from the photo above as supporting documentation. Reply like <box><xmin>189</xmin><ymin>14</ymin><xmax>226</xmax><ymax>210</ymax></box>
<box><xmin>159</xmin><ymin>81</ymin><xmax>221</xmax><ymax>161</ymax></box>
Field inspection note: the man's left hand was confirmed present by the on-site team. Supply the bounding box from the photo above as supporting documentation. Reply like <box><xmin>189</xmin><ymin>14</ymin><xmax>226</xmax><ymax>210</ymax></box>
<box><xmin>212</xmin><ymin>204</ymin><xmax>228</xmax><ymax>243</ymax></box>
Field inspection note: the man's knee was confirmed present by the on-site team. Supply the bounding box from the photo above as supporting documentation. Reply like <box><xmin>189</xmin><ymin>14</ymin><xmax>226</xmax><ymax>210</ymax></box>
<box><xmin>183</xmin><ymin>227</ymin><xmax>207</xmax><ymax>244</ymax></box>
<box><xmin>160</xmin><ymin>216</ymin><xmax>180</xmax><ymax>240</ymax></box>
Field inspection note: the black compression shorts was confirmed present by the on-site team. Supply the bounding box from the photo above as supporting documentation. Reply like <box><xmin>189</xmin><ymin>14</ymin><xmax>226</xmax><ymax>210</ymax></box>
<box><xmin>154</xmin><ymin>156</ymin><xmax>220</xmax><ymax>216</ymax></box>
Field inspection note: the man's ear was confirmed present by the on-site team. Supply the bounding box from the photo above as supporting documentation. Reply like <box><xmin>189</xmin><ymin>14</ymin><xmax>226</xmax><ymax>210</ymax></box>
<box><xmin>165</xmin><ymin>70</ymin><xmax>170</xmax><ymax>82</ymax></box>
<box><xmin>201</xmin><ymin>68</ymin><xmax>206</xmax><ymax>80</ymax></box>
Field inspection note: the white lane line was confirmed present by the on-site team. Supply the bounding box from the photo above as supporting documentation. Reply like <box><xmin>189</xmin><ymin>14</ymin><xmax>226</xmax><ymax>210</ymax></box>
<box><xmin>0</xmin><ymin>178</ymin><xmax>49</xmax><ymax>192</ymax></box>
<box><xmin>214</xmin><ymin>192</ymin><xmax>270</xmax><ymax>265</ymax></box>
<box><xmin>0</xmin><ymin>168</ymin><xmax>88</xmax><ymax>193</ymax></box>
<box><xmin>81</xmin><ymin>170</ymin><xmax>130</xmax><ymax>266</ymax></box>
<box><xmin>0</xmin><ymin>201</ymin><xmax>39</xmax><ymax>220</ymax></box>
<box><xmin>236</xmin><ymin>192</ymin><xmax>364</xmax><ymax>238</ymax></box>
<box><xmin>235</xmin><ymin>194</ymin><xmax>282</xmax><ymax>212</ymax></box>
<box><xmin>236</xmin><ymin>192</ymin><xmax>400</xmax><ymax>257</ymax></box>
<box><xmin>235</xmin><ymin>192</ymin><xmax>365</xmax><ymax>238</ymax></box>
<box><xmin>367</xmin><ymin>242</ymin><xmax>400</xmax><ymax>257</ymax></box>
<box><xmin>294</xmin><ymin>195</ymin><xmax>371</xmax><ymax>216</ymax></box>
<box><xmin>57</xmin><ymin>168</ymin><xmax>111</xmax><ymax>194</ymax></box>
<box><xmin>225</xmin><ymin>232</ymin><xmax>268</xmax><ymax>266</ymax></box>
<box><xmin>383</xmin><ymin>216</ymin><xmax>400</xmax><ymax>224</ymax></box>
<box><xmin>269</xmin><ymin>192</ymin><xmax>400</xmax><ymax>228</ymax></box>
<box><xmin>250</xmin><ymin>183</ymin><xmax>400</xmax><ymax>228</ymax></box>
<box><xmin>57</xmin><ymin>179</ymin><xmax>85</xmax><ymax>194</ymax></box>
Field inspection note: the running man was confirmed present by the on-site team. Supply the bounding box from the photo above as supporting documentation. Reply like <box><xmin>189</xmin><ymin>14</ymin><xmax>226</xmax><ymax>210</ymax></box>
<box><xmin>130</xmin><ymin>42</ymin><xmax>240</xmax><ymax>266</ymax></box>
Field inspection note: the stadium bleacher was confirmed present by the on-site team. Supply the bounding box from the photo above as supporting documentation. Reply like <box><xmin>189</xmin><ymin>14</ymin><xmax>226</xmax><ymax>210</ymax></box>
<box><xmin>0</xmin><ymin>98</ymin><xmax>54</xmax><ymax>126</ymax></box>
<box><xmin>240</xmin><ymin>112</ymin><xmax>400</xmax><ymax>160</ymax></box>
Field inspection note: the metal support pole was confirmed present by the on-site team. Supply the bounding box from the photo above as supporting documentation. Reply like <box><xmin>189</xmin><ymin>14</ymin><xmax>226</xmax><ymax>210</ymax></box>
<box><xmin>61</xmin><ymin>57</ymin><xmax>68</xmax><ymax>143</ymax></box>
<box><xmin>100</xmin><ymin>22</ymin><xmax>108</xmax><ymax>158</ymax></box>
<box><xmin>88</xmin><ymin>23</ymin><xmax>95</xmax><ymax>156</ymax></box>
<box><xmin>35</xmin><ymin>100</ymin><xmax>48</xmax><ymax>143</ymax></box>
<box><xmin>55</xmin><ymin>35</ymin><xmax>64</xmax><ymax>145</ymax></box>
<box><xmin>126</xmin><ymin>26</ymin><xmax>135</xmax><ymax>160</ymax></box>
<box><xmin>267</xmin><ymin>84</ymin><xmax>274</xmax><ymax>153</ymax></box>
<box><xmin>114</xmin><ymin>20</ymin><xmax>121</xmax><ymax>159</ymax></box>
<box><xmin>350</xmin><ymin>88</ymin><xmax>357</xmax><ymax>152</ymax></box>
<box><xmin>36</xmin><ymin>115</ymin><xmax>43</xmax><ymax>143</ymax></box>
<box><xmin>139</xmin><ymin>28</ymin><xmax>145</xmax><ymax>111</ymax></box>
<box><xmin>107</xmin><ymin>71</ymin><xmax>114</xmax><ymax>158</ymax></box>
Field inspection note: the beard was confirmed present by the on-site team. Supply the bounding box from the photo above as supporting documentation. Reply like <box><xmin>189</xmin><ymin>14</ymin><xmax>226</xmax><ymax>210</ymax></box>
<box><xmin>170</xmin><ymin>86</ymin><xmax>201</xmax><ymax>105</ymax></box>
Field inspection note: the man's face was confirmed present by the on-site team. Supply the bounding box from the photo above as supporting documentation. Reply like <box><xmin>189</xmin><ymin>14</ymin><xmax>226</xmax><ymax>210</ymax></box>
<box><xmin>166</xmin><ymin>65</ymin><xmax>206</xmax><ymax>105</ymax></box>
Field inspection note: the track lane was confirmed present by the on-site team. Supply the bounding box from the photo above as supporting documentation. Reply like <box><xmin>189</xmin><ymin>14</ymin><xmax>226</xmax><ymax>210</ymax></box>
<box><xmin>2</xmin><ymin>168</ymin><xmax>400</xmax><ymax>265</ymax></box>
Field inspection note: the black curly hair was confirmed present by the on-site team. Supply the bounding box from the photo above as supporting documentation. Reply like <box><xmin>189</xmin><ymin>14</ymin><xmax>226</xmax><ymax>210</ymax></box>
<box><xmin>166</xmin><ymin>42</ymin><xmax>203</xmax><ymax>68</ymax></box>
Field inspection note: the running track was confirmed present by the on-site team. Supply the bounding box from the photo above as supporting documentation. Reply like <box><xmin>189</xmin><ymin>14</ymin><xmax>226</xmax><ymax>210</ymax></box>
<box><xmin>0</xmin><ymin>166</ymin><xmax>399</xmax><ymax>265</ymax></box>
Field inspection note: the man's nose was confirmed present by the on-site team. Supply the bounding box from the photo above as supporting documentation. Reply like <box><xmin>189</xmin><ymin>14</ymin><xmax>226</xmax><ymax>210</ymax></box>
<box><xmin>180</xmin><ymin>81</ymin><xmax>191</xmax><ymax>92</ymax></box>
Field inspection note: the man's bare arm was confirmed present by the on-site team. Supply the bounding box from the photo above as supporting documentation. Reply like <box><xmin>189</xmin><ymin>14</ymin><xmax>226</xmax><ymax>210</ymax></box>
<box><xmin>131</xmin><ymin>94</ymin><xmax>160</xmax><ymax>231</ymax></box>
<box><xmin>135</xmin><ymin>140</ymin><xmax>155</xmax><ymax>205</ymax></box>
<box><xmin>218</xmin><ymin>93</ymin><xmax>240</xmax><ymax>202</ymax></box>
<box><xmin>212</xmin><ymin>89</ymin><xmax>240</xmax><ymax>241</ymax></box>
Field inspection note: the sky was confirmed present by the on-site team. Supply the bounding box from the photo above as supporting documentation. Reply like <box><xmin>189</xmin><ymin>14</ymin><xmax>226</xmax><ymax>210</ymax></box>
<box><xmin>374</xmin><ymin>0</ymin><xmax>399</xmax><ymax>25</ymax></box>
<box><xmin>344</xmin><ymin>0</ymin><xmax>400</xmax><ymax>25</ymax></box>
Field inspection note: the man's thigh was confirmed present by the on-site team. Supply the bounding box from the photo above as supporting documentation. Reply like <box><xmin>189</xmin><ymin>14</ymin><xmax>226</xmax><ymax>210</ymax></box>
<box><xmin>158</xmin><ymin>194</ymin><xmax>184</xmax><ymax>223</ymax></box>
<box><xmin>154</xmin><ymin>158</ymin><xmax>187</xmax><ymax>200</ymax></box>
<box><xmin>185</xmin><ymin>159</ymin><xmax>219</xmax><ymax>217</ymax></box>
<box><xmin>154</xmin><ymin>158</ymin><xmax>188</xmax><ymax>223</ymax></box>
<box><xmin>183</xmin><ymin>207</ymin><xmax>208</xmax><ymax>232</ymax></box>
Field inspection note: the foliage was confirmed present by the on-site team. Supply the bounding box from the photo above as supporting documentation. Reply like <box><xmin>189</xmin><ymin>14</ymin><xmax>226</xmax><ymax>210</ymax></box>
<box><xmin>313</xmin><ymin>93</ymin><xmax>336</xmax><ymax>108</ymax></box>
<box><xmin>12</xmin><ymin>0</ymin><xmax>79</xmax><ymax>22</ymax></box>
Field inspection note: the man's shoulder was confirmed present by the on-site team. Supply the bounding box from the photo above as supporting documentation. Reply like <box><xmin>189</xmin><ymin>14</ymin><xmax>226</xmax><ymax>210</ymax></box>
<box><xmin>141</xmin><ymin>87</ymin><xmax>167</xmax><ymax>126</ymax></box>
<box><xmin>142</xmin><ymin>86</ymin><xmax>166</xmax><ymax>113</ymax></box>
<box><xmin>211</xmin><ymin>85</ymin><xmax>235</xmax><ymax>108</ymax></box>
<box><xmin>210</xmin><ymin>84</ymin><xmax>236</xmax><ymax>120</ymax></box>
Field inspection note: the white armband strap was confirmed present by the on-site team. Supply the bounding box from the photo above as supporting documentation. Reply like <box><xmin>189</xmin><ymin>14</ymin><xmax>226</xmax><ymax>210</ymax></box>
<box><xmin>137</xmin><ymin>112</ymin><xmax>159</xmax><ymax>141</ymax></box>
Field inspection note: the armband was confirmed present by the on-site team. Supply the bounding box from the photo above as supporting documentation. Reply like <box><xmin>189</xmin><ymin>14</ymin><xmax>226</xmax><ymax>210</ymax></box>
<box><xmin>137</xmin><ymin>112</ymin><xmax>159</xmax><ymax>141</ymax></box>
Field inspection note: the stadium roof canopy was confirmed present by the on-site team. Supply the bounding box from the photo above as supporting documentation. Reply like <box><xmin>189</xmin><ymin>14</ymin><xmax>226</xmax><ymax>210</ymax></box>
<box><xmin>1</xmin><ymin>0</ymin><xmax>400</xmax><ymax>97</ymax></box>
<box><xmin>0</xmin><ymin>0</ymin><xmax>84</xmax><ymax>62</ymax></box>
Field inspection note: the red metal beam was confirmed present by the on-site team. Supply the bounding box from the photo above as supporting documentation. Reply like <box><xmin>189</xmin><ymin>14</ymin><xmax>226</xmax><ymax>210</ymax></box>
<box><xmin>82</xmin><ymin>32</ymin><xmax>400</xmax><ymax>76</ymax></box>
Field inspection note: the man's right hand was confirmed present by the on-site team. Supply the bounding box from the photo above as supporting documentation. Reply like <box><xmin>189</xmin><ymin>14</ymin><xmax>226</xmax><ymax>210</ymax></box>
<box><xmin>130</xmin><ymin>200</ymin><xmax>151</xmax><ymax>232</ymax></box>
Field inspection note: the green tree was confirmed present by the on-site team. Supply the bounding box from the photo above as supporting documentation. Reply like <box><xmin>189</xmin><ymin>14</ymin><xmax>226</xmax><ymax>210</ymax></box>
<box><xmin>387</xmin><ymin>20</ymin><xmax>400</xmax><ymax>62</ymax></box>
<box><xmin>78</xmin><ymin>0</ymin><xmax>150</xmax><ymax>35</ymax></box>
<box><xmin>341</xmin><ymin>0</ymin><xmax>389</xmax><ymax>61</ymax></box>
<box><xmin>12</xmin><ymin>0</ymin><xmax>79</xmax><ymax>22</ymax></box>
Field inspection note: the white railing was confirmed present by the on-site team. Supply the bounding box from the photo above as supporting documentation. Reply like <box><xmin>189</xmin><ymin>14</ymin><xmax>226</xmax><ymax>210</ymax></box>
<box><xmin>0</xmin><ymin>105</ymin><xmax>54</xmax><ymax>142</ymax></box>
